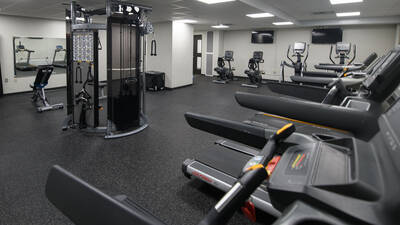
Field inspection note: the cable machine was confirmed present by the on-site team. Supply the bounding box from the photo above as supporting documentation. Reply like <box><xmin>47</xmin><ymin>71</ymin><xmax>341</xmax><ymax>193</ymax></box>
<box><xmin>63</xmin><ymin>0</ymin><xmax>154</xmax><ymax>139</ymax></box>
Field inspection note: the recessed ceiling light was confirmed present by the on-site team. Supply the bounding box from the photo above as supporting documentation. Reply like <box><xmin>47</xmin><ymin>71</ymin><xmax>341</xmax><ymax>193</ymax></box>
<box><xmin>246</xmin><ymin>13</ymin><xmax>274</xmax><ymax>18</ymax></box>
<box><xmin>336</xmin><ymin>11</ymin><xmax>361</xmax><ymax>17</ymax></box>
<box><xmin>198</xmin><ymin>0</ymin><xmax>235</xmax><ymax>4</ymax></box>
<box><xmin>174</xmin><ymin>19</ymin><xmax>198</xmax><ymax>23</ymax></box>
<box><xmin>212</xmin><ymin>24</ymin><xmax>230</xmax><ymax>29</ymax></box>
<box><xmin>330</xmin><ymin>0</ymin><xmax>363</xmax><ymax>5</ymax></box>
<box><xmin>273</xmin><ymin>21</ymin><xmax>293</xmax><ymax>26</ymax></box>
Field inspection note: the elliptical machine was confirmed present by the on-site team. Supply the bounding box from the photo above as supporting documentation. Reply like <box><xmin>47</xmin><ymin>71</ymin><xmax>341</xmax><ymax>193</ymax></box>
<box><xmin>242</xmin><ymin>51</ymin><xmax>264</xmax><ymax>88</ymax></box>
<box><xmin>280</xmin><ymin>42</ymin><xmax>309</xmax><ymax>81</ymax></box>
<box><xmin>213</xmin><ymin>50</ymin><xmax>235</xmax><ymax>84</ymax></box>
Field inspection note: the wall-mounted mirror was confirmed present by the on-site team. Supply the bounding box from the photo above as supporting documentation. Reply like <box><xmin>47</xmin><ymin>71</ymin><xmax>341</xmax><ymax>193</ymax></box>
<box><xmin>13</xmin><ymin>37</ymin><xmax>66</xmax><ymax>77</ymax></box>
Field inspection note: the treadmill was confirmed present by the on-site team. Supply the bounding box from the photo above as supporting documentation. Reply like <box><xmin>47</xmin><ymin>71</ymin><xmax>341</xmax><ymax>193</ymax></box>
<box><xmin>46</xmin><ymin>100</ymin><xmax>400</xmax><ymax>225</ymax></box>
<box><xmin>15</xmin><ymin>42</ymin><xmax>37</xmax><ymax>71</ymax></box>
<box><xmin>266</xmin><ymin>52</ymin><xmax>385</xmax><ymax>104</ymax></box>
<box><xmin>182</xmin><ymin>46</ymin><xmax>400</xmax><ymax>217</ymax></box>
<box><xmin>299</xmin><ymin>51</ymin><xmax>378</xmax><ymax>80</ymax></box>
<box><xmin>52</xmin><ymin>45</ymin><xmax>67</xmax><ymax>68</ymax></box>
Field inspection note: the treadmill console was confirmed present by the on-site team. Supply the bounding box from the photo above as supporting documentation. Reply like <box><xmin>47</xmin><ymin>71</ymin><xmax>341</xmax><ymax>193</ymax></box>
<box><xmin>224</xmin><ymin>50</ymin><xmax>234</xmax><ymax>61</ymax></box>
<box><xmin>336</xmin><ymin>42</ymin><xmax>351</xmax><ymax>54</ymax></box>
<box><xmin>293</xmin><ymin>42</ymin><xmax>306</xmax><ymax>54</ymax></box>
<box><xmin>363</xmin><ymin>47</ymin><xmax>400</xmax><ymax>101</ymax></box>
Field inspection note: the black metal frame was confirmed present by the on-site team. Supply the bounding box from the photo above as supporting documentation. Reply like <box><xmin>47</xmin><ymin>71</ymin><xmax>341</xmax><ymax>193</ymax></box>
<box><xmin>63</xmin><ymin>0</ymin><xmax>151</xmax><ymax>138</ymax></box>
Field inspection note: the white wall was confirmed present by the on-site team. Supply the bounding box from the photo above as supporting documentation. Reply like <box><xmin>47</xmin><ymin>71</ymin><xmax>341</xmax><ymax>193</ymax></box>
<box><xmin>147</xmin><ymin>22</ymin><xmax>173</xmax><ymax>87</ymax></box>
<box><xmin>0</xmin><ymin>15</ymin><xmax>66</xmax><ymax>94</ymax></box>
<box><xmin>223</xmin><ymin>25</ymin><xmax>397</xmax><ymax>81</ymax></box>
<box><xmin>211</xmin><ymin>31</ymin><xmax>224</xmax><ymax>76</ymax></box>
<box><xmin>396</xmin><ymin>24</ymin><xmax>400</xmax><ymax>46</ymax></box>
<box><xmin>146</xmin><ymin>21</ymin><xmax>193</xmax><ymax>88</ymax></box>
<box><xmin>172</xmin><ymin>21</ymin><xmax>194</xmax><ymax>87</ymax></box>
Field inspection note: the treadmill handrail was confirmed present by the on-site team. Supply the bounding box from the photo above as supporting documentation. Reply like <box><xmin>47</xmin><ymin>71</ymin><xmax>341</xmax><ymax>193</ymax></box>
<box><xmin>185</xmin><ymin>112</ymin><xmax>267</xmax><ymax>149</ymax></box>
<box><xmin>235</xmin><ymin>92</ymin><xmax>379</xmax><ymax>139</ymax></box>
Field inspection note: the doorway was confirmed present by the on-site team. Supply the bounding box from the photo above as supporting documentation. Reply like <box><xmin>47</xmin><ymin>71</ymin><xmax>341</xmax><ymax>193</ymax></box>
<box><xmin>193</xmin><ymin>35</ymin><xmax>202</xmax><ymax>75</ymax></box>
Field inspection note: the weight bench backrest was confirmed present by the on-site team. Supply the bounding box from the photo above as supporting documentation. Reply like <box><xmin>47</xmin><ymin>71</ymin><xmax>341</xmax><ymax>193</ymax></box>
<box><xmin>33</xmin><ymin>66</ymin><xmax>54</xmax><ymax>88</ymax></box>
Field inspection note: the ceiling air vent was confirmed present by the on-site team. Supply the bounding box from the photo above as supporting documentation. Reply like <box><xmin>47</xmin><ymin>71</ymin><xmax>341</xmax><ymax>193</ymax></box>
<box><xmin>312</xmin><ymin>11</ymin><xmax>335</xmax><ymax>15</ymax></box>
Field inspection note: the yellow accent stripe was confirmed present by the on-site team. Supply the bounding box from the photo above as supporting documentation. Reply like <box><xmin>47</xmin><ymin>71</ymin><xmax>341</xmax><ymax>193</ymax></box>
<box><xmin>292</xmin><ymin>154</ymin><xmax>301</xmax><ymax>168</ymax></box>
<box><xmin>262</xmin><ymin>113</ymin><xmax>349</xmax><ymax>133</ymax></box>
<box><xmin>248</xmin><ymin>164</ymin><xmax>272</xmax><ymax>176</ymax></box>
<box><xmin>246</xmin><ymin>164</ymin><xmax>264</xmax><ymax>171</ymax></box>
<box><xmin>277</xmin><ymin>123</ymin><xmax>293</xmax><ymax>135</ymax></box>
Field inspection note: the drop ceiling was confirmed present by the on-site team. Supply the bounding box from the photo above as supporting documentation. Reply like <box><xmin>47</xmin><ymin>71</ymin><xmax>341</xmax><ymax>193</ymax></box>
<box><xmin>0</xmin><ymin>0</ymin><xmax>399</xmax><ymax>30</ymax></box>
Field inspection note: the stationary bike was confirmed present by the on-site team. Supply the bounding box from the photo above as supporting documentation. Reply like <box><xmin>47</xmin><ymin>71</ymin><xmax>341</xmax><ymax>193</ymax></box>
<box><xmin>242</xmin><ymin>51</ymin><xmax>264</xmax><ymax>88</ymax></box>
<box><xmin>213</xmin><ymin>50</ymin><xmax>235</xmax><ymax>84</ymax></box>
<box><xmin>281</xmin><ymin>42</ymin><xmax>309</xmax><ymax>81</ymax></box>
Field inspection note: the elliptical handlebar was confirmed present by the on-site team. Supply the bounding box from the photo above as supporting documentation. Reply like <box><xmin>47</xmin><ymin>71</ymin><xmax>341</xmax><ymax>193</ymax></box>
<box><xmin>348</xmin><ymin>44</ymin><xmax>356</xmax><ymax>65</ymax></box>
<box><xmin>303</xmin><ymin>44</ymin><xmax>310</xmax><ymax>71</ymax></box>
<box><xmin>286</xmin><ymin>45</ymin><xmax>295</xmax><ymax>64</ymax></box>
<box><xmin>329</xmin><ymin>45</ymin><xmax>335</xmax><ymax>64</ymax></box>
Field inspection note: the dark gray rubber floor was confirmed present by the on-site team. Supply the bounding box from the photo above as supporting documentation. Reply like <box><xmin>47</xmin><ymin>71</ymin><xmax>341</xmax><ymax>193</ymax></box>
<box><xmin>0</xmin><ymin>75</ymin><xmax>277</xmax><ymax>225</ymax></box>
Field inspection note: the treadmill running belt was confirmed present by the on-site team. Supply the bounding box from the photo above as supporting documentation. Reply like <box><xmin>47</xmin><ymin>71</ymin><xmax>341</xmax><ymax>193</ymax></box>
<box><xmin>196</xmin><ymin>145</ymin><xmax>252</xmax><ymax>178</ymax></box>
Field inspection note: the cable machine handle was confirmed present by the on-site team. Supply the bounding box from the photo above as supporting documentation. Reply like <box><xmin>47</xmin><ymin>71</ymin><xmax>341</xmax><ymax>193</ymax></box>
<box><xmin>151</xmin><ymin>39</ymin><xmax>157</xmax><ymax>56</ymax></box>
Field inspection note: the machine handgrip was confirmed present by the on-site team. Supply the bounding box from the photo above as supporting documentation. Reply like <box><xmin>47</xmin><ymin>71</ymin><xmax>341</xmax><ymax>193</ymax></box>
<box><xmin>235</xmin><ymin>92</ymin><xmax>379</xmax><ymax>137</ymax></box>
<box><xmin>198</xmin><ymin>169</ymin><xmax>269</xmax><ymax>225</ymax></box>
<box><xmin>185</xmin><ymin>112</ymin><xmax>267</xmax><ymax>149</ymax></box>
